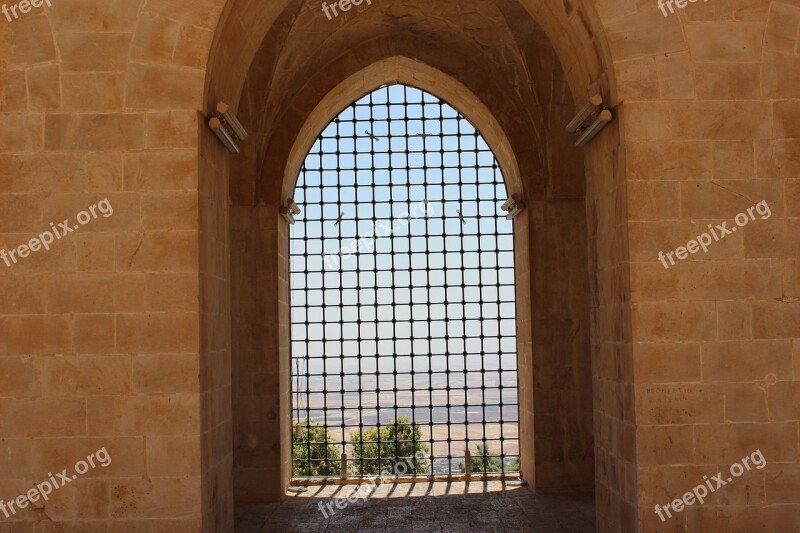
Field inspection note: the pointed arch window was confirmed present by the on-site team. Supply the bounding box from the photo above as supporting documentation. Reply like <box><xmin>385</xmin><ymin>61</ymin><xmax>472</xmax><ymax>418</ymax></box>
<box><xmin>290</xmin><ymin>84</ymin><xmax>518</xmax><ymax>479</ymax></box>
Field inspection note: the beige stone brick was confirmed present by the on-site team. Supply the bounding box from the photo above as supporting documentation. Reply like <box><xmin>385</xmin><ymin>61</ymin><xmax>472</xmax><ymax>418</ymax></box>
<box><xmin>718</xmin><ymin>300</ymin><xmax>752</xmax><ymax>340</ymax></box>
<box><xmin>712</xmin><ymin>141</ymin><xmax>755</xmax><ymax>180</ymax></box>
<box><xmin>655</xmin><ymin>52</ymin><xmax>695</xmax><ymax>99</ymax></box>
<box><xmin>0</xmin><ymin>154</ymin><xmax>84</xmax><ymax>193</ymax></box>
<box><xmin>682</xmin><ymin>0</ymin><xmax>734</xmax><ymax>21</ymax></box>
<box><xmin>130</xmin><ymin>15</ymin><xmax>181</xmax><ymax>63</ymax></box>
<box><xmin>48</xmin><ymin>0</ymin><xmax>142</xmax><ymax>32</ymax></box>
<box><xmin>56</xmin><ymin>33</ymin><xmax>132</xmax><ymax>71</ymax></box>
<box><xmin>636</xmin><ymin>384</ymin><xmax>723</xmax><ymax>424</ymax></box>
<box><xmin>725</xmin><ymin>382</ymin><xmax>768</xmax><ymax>421</ymax></box>
<box><xmin>114</xmin><ymin>231</ymin><xmax>198</xmax><ymax>272</ymax></box>
<box><xmin>7</xmin><ymin>13</ymin><xmax>57</xmax><ymax>65</ymax></box>
<box><xmin>0</xmin><ymin>399</ymin><xmax>85</xmax><ymax>437</ymax></box>
<box><xmin>125</xmin><ymin>64</ymin><xmax>204</xmax><ymax>110</ymax></box>
<box><xmin>606</xmin><ymin>10</ymin><xmax>685</xmax><ymax>60</ymax></box>
<box><xmin>145</xmin><ymin>273</ymin><xmax>198</xmax><ymax>312</ymax></box>
<box><xmin>733</xmin><ymin>0</ymin><xmax>769</xmax><ymax>20</ymax></box>
<box><xmin>42</xmin><ymin>354</ymin><xmax>131</xmax><ymax>396</ymax></box>
<box><xmin>636</xmin><ymin>425</ymin><xmax>694</xmax><ymax>465</ymax></box>
<box><xmin>87</xmin><ymin>396</ymin><xmax>199</xmax><ymax>436</ymax></box>
<box><xmin>26</xmin><ymin>63</ymin><xmax>61</xmax><ymax>112</ymax></box>
<box><xmin>794</xmin><ymin>339</ymin><xmax>800</xmax><ymax>381</ymax></box>
<box><xmin>628</xmin><ymin>221</ymin><xmax>693</xmax><ymax>262</ymax></box>
<box><xmin>623</xmin><ymin>102</ymin><xmax>672</xmax><ymax>141</ymax></box>
<box><xmin>45</xmin><ymin>114</ymin><xmax>145</xmax><ymax>150</ymax></box>
<box><xmin>0</xmin><ymin>315</ymin><xmax>72</xmax><ymax>355</ymax></box>
<box><xmin>42</xmin><ymin>192</ymin><xmax>139</xmax><ymax>234</ymax></box>
<box><xmin>679</xmin><ymin>260</ymin><xmax>782</xmax><ymax>300</ymax></box>
<box><xmin>670</xmin><ymin>101</ymin><xmax>772</xmax><ymax>140</ymax></box>
<box><xmin>765</xmin><ymin>2</ymin><xmax>800</xmax><ymax>52</ymax></box>
<box><xmin>141</xmin><ymin>192</ymin><xmax>197</xmax><ymax>231</ymax></box>
<box><xmin>695</xmin><ymin>422</ymin><xmax>799</xmax><ymax>463</ymax></box>
<box><xmin>768</xmin><ymin>381</ymin><xmax>800</xmax><ymax>420</ymax></box>
<box><xmin>631</xmin><ymin>263</ymin><xmax>679</xmax><ymax>303</ymax></box>
<box><xmin>132</xmin><ymin>354</ymin><xmax>199</xmax><ymax>393</ymax></box>
<box><xmin>764</xmin><ymin>463</ymin><xmax>800</xmax><ymax>503</ymax></box>
<box><xmin>44</xmin><ymin>274</ymin><xmax>146</xmax><ymax>314</ymax></box>
<box><xmin>697</xmin><ymin>62</ymin><xmax>761</xmax><ymax>100</ymax></box>
<box><xmin>73</xmin><ymin>314</ymin><xmax>115</xmax><ymax>354</ymax></box>
<box><xmin>687</xmin><ymin>504</ymin><xmax>800</xmax><ymax>532</ymax></box>
<box><xmin>0</xmin><ymin>274</ymin><xmax>46</xmax><ymax>314</ymax></box>
<box><xmin>0</xmin><ymin>355</ymin><xmax>40</xmax><ymax>398</ymax></box>
<box><xmin>753</xmin><ymin>300</ymin><xmax>800</xmax><ymax>338</ymax></box>
<box><xmin>110</xmin><ymin>477</ymin><xmax>201</xmax><ymax>519</ymax></box>
<box><xmin>633</xmin><ymin>302</ymin><xmax>717</xmax><ymax>342</ymax></box>
<box><xmin>33</xmin><ymin>437</ymin><xmax>143</xmax><ymax>478</ymax></box>
<box><xmin>144</xmin><ymin>111</ymin><xmax>198</xmax><ymax>149</ymax></box>
<box><xmin>123</xmin><ymin>152</ymin><xmax>197</xmax><ymax>191</ymax></box>
<box><xmin>142</xmin><ymin>0</ymin><xmax>222</xmax><ymax>29</ymax></box>
<box><xmin>775</xmin><ymin>100</ymin><xmax>800</xmax><ymax>138</ymax></box>
<box><xmin>86</xmin><ymin>152</ymin><xmax>123</xmax><ymax>192</ymax></box>
<box><xmin>174</xmin><ymin>26</ymin><xmax>215</xmax><ymax>69</ymax></box>
<box><xmin>0</xmin><ymin>194</ymin><xmax>41</xmax><ymax>233</ymax></box>
<box><xmin>627</xmin><ymin>181</ymin><xmax>680</xmax><ymax>220</ymax></box>
<box><xmin>0</xmin><ymin>115</ymin><xmax>43</xmax><ymax>152</ymax></box>
<box><xmin>615</xmin><ymin>58</ymin><xmax>658</xmax><ymax>100</ymax></box>
<box><xmin>627</xmin><ymin>141</ymin><xmax>712</xmax><ymax>180</ymax></box>
<box><xmin>146</xmin><ymin>436</ymin><xmax>201</xmax><ymax>476</ymax></box>
<box><xmin>701</xmin><ymin>339</ymin><xmax>792</xmax><ymax>381</ymax></box>
<box><xmin>685</xmin><ymin>21</ymin><xmax>764</xmax><ymax>61</ymax></box>
<box><xmin>681</xmin><ymin>180</ymin><xmax>782</xmax><ymax>219</ymax></box>
<box><xmin>744</xmin><ymin>219</ymin><xmax>800</xmax><ymax>259</ymax></box>
<box><xmin>756</xmin><ymin>140</ymin><xmax>800</xmax><ymax>179</ymax></box>
<box><xmin>0</xmin><ymin>70</ymin><xmax>27</xmax><ymax>112</ymax></box>
<box><xmin>75</xmin><ymin>232</ymin><xmax>116</xmax><ymax>272</ymax></box>
<box><xmin>61</xmin><ymin>73</ymin><xmax>125</xmax><ymax>112</ymax></box>
<box><xmin>116</xmin><ymin>313</ymin><xmax>199</xmax><ymax>353</ymax></box>
<box><xmin>763</xmin><ymin>51</ymin><xmax>800</xmax><ymax>99</ymax></box>
<box><xmin>0</xmin><ymin>438</ymin><xmax>33</xmax><ymax>479</ymax></box>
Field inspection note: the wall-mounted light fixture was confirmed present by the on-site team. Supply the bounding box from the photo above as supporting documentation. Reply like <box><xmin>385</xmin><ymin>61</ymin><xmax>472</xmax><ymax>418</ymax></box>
<box><xmin>565</xmin><ymin>94</ymin><xmax>613</xmax><ymax>147</ymax></box>
<box><xmin>208</xmin><ymin>101</ymin><xmax>248</xmax><ymax>154</ymax></box>
<box><xmin>575</xmin><ymin>110</ymin><xmax>612</xmax><ymax>148</ymax></box>
<box><xmin>281</xmin><ymin>197</ymin><xmax>301</xmax><ymax>225</ymax></box>
<box><xmin>502</xmin><ymin>194</ymin><xmax>525</xmax><ymax>220</ymax></box>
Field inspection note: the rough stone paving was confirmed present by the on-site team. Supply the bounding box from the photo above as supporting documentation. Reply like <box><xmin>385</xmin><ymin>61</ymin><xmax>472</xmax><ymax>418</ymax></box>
<box><xmin>234</xmin><ymin>481</ymin><xmax>595</xmax><ymax>532</ymax></box>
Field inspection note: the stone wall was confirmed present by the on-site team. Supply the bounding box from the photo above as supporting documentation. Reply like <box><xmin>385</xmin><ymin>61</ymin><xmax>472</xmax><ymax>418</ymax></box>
<box><xmin>0</xmin><ymin>0</ymin><xmax>797</xmax><ymax>532</ymax></box>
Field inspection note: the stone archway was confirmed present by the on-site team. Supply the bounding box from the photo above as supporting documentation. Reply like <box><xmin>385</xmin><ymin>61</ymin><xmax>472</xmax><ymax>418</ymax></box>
<box><xmin>204</xmin><ymin>1</ymin><xmax>627</xmax><ymax>531</ymax></box>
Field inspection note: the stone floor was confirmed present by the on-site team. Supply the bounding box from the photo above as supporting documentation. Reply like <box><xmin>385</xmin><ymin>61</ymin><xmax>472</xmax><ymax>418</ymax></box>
<box><xmin>235</xmin><ymin>481</ymin><xmax>596</xmax><ymax>532</ymax></box>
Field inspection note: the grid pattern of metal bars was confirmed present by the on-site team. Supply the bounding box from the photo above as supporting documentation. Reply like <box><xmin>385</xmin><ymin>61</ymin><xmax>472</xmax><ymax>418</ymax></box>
<box><xmin>290</xmin><ymin>84</ymin><xmax>518</xmax><ymax>479</ymax></box>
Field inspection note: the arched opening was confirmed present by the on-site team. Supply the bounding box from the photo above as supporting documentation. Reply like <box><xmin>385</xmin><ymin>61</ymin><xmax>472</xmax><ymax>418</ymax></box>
<box><xmin>289</xmin><ymin>83</ymin><xmax>520</xmax><ymax>482</ymax></box>
<box><xmin>203</xmin><ymin>1</ymin><xmax>628</xmax><ymax>530</ymax></box>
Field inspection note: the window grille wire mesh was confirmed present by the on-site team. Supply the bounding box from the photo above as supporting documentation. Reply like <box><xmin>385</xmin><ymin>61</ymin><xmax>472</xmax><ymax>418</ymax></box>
<box><xmin>290</xmin><ymin>84</ymin><xmax>518</xmax><ymax>479</ymax></box>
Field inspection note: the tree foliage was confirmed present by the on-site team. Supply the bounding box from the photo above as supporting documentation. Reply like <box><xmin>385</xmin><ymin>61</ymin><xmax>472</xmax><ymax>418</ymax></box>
<box><xmin>349</xmin><ymin>417</ymin><xmax>429</xmax><ymax>476</ymax></box>
<box><xmin>292</xmin><ymin>419</ymin><xmax>341</xmax><ymax>477</ymax></box>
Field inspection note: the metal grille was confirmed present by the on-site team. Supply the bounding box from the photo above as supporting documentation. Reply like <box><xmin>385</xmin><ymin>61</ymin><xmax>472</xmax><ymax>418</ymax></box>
<box><xmin>290</xmin><ymin>84</ymin><xmax>518</xmax><ymax>479</ymax></box>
